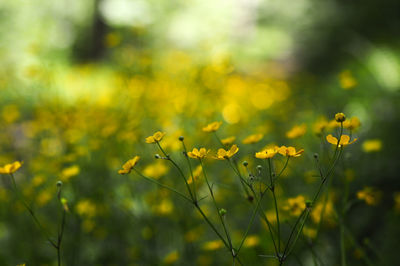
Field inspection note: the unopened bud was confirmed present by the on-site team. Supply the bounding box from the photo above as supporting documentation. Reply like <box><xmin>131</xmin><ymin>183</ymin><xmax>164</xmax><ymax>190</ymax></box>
<box><xmin>335</xmin><ymin>113</ymin><xmax>346</xmax><ymax>123</ymax></box>
<box><xmin>243</xmin><ymin>161</ymin><xmax>248</xmax><ymax>167</ymax></box>
<box><xmin>179</xmin><ymin>136</ymin><xmax>184</xmax><ymax>141</ymax></box>
<box><xmin>219</xmin><ymin>208</ymin><xmax>227</xmax><ymax>216</ymax></box>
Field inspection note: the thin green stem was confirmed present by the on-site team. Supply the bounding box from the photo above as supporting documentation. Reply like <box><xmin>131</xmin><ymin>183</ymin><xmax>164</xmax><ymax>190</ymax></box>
<box><xmin>181</xmin><ymin>140</ymin><xmax>197</xmax><ymax>201</ymax></box>
<box><xmin>133</xmin><ymin>169</ymin><xmax>192</xmax><ymax>203</ymax></box>
<box><xmin>237</xmin><ymin>186</ymin><xmax>267</xmax><ymax>253</ymax></box>
<box><xmin>156</xmin><ymin>141</ymin><xmax>194</xmax><ymax>201</ymax></box>
<box><xmin>10</xmin><ymin>174</ymin><xmax>57</xmax><ymax>248</ymax></box>
<box><xmin>200</xmin><ymin>160</ymin><xmax>233</xmax><ymax>251</ymax></box>
<box><xmin>268</xmin><ymin>158</ymin><xmax>281</xmax><ymax>253</ymax></box>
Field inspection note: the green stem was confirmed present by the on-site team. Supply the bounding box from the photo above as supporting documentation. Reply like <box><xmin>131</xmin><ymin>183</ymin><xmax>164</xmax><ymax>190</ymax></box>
<box><xmin>9</xmin><ymin>174</ymin><xmax>57</xmax><ymax>248</ymax></box>
<box><xmin>268</xmin><ymin>158</ymin><xmax>281</xmax><ymax>253</ymax></box>
<box><xmin>133</xmin><ymin>169</ymin><xmax>192</xmax><ymax>203</ymax></box>
<box><xmin>156</xmin><ymin>141</ymin><xmax>194</xmax><ymax>201</ymax></box>
<box><xmin>181</xmin><ymin>140</ymin><xmax>197</xmax><ymax>201</ymax></box>
<box><xmin>200</xmin><ymin>160</ymin><xmax>233</xmax><ymax>251</ymax></box>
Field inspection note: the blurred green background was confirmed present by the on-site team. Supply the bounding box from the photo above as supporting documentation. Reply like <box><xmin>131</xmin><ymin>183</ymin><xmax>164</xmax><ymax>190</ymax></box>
<box><xmin>1</xmin><ymin>0</ymin><xmax>400</xmax><ymax>265</ymax></box>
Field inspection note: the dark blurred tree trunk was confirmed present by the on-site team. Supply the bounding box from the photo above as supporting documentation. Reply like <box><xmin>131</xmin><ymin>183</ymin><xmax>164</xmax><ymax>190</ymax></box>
<box><xmin>72</xmin><ymin>0</ymin><xmax>107</xmax><ymax>62</ymax></box>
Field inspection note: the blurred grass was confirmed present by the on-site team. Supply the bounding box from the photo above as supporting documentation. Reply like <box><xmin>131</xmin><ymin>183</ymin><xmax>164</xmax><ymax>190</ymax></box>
<box><xmin>1</xmin><ymin>0</ymin><xmax>400</xmax><ymax>265</ymax></box>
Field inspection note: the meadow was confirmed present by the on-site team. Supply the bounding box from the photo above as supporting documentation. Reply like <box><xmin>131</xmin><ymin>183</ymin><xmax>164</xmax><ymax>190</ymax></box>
<box><xmin>1</xmin><ymin>0</ymin><xmax>400</xmax><ymax>265</ymax></box>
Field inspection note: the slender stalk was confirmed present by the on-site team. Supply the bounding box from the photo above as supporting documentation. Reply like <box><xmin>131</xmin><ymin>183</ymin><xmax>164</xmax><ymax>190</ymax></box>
<box><xmin>200</xmin><ymin>160</ymin><xmax>233</xmax><ymax>251</ymax></box>
<box><xmin>9</xmin><ymin>174</ymin><xmax>57</xmax><ymax>248</ymax></box>
<box><xmin>181</xmin><ymin>140</ymin><xmax>197</xmax><ymax>201</ymax></box>
<box><xmin>133</xmin><ymin>169</ymin><xmax>192</xmax><ymax>203</ymax></box>
<box><xmin>268</xmin><ymin>158</ymin><xmax>281</xmax><ymax>252</ymax></box>
<box><xmin>156</xmin><ymin>141</ymin><xmax>195</xmax><ymax>201</ymax></box>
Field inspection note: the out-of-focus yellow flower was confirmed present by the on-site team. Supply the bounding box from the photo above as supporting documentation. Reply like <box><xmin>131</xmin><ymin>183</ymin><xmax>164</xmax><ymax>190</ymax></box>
<box><xmin>202</xmin><ymin>239</ymin><xmax>223</xmax><ymax>250</ymax></box>
<box><xmin>286</xmin><ymin>124</ymin><xmax>307</xmax><ymax>139</ymax></box>
<box><xmin>303</xmin><ymin>227</ymin><xmax>317</xmax><ymax>239</ymax></box>
<box><xmin>187</xmin><ymin>148</ymin><xmax>209</xmax><ymax>159</ymax></box>
<box><xmin>339</xmin><ymin>70</ymin><xmax>357</xmax><ymax>89</ymax></box>
<box><xmin>118</xmin><ymin>156</ymin><xmax>140</xmax><ymax>174</ymax></box>
<box><xmin>284</xmin><ymin>195</ymin><xmax>306</xmax><ymax>216</ymax></box>
<box><xmin>362</xmin><ymin>139</ymin><xmax>382</xmax><ymax>153</ymax></box>
<box><xmin>243</xmin><ymin>235</ymin><xmax>260</xmax><ymax>247</ymax></box>
<box><xmin>76</xmin><ymin>199</ymin><xmax>97</xmax><ymax>217</ymax></box>
<box><xmin>214</xmin><ymin>144</ymin><xmax>239</xmax><ymax>160</ymax></box>
<box><xmin>326</xmin><ymin>134</ymin><xmax>357</xmax><ymax>147</ymax></box>
<box><xmin>221</xmin><ymin>136</ymin><xmax>236</xmax><ymax>146</ymax></box>
<box><xmin>278</xmin><ymin>146</ymin><xmax>304</xmax><ymax>157</ymax></box>
<box><xmin>255</xmin><ymin>146</ymin><xmax>279</xmax><ymax>159</ymax></box>
<box><xmin>154</xmin><ymin>199</ymin><xmax>174</xmax><ymax>215</ymax></box>
<box><xmin>61</xmin><ymin>165</ymin><xmax>80</xmax><ymax>181</ymax></box>
<box><xmin>143</xmin><ymin>161</ymin><xmax>169</xmax><ymax>179</ymax></box>
<box><xmin>311</xmin><ymin>201</ymin><xmax>334</xmax><ymax>224</ymax></box>
<box><xmin>187</xmin><ymin>165</ymin><xmax>202</xmax><ymax>185</ymax></box>
<box><xmin>343</xmin><ymin>117</ymin><xmax>361</xmax><ymax>131</ymax></box>
<box><xmin>202</xmin><ymin>121</ymin><xmax>222</xmax><ymax>132</ymax></box>
<box><xmin>36</xmin><ymin>190</ymin><xmax>52</xmax><ymax>206</ymax></box>
<box><xmin>313</xmin><ymin>117</ymin><xmax>329</xmax><ymax>136</ymax></box>
<box><xmin>163</xmin><ymin>250</ymin><xmax>179</xmax><ymax>264</ymax></box>
<box><xmin>0</xmin><ymin>161</ymin><xmax>23</xmax><ymax>174</ymax></box>
<box><xmin>357</xmin><ymin>187</ymin><xmax>382</xmax><ymax>206</ymax></box>
<box><xmin>145</xmin><ymin>131</ymin><xmax>166</xmax><ymax>143</ymax></box>
<box><xmin>242</xmin><ymin>133</ymin><xmax>263</xmax><ymax>144</ymax></box>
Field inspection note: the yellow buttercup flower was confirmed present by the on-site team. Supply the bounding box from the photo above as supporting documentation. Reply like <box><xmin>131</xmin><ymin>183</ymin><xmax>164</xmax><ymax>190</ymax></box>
<box><xmin>145</xmin><ymin>131</ymin><xmax>166</xmax><ymax>143</ymax></box>
<box><xmin>326</xmin><ymin>134</ymin><xmax>357</xmax><ymax>147</ymax></box>
<box><xmin>118</xmin><ymin>156</ymin><xmax>140</xmax><ymax>174</ymax></box>
<box><xmin>255</xmin><ymin>146</ymin><xmax>279</xmax><ymax>159</ymax></box>
<box><xmin>278</xmin><ymin>146</ymin><xmax>304</xmax><ymax>157</ymax></box>
<box><xmin>362</xmin><ymin>139</ymin><xmax>382</xmax><ymax>153</ymax></box>
<box><xmin>0</xmin><ymin>161</ymin><xmax>23</xmax><ymax>174</ymax></box>
<box><xmin>187</xmin><ymin>148</ymin><xmax>209</xmax><ymax>159</ymax></box>
<box><xmin>357</xmin><ymin>187</ymin><xmax>382</xmax><ymax>206</ymax></box>
<box><xmin>343</xmin><ymin>117</ymin><xmax>361</xmax><ymax>131</ymax></box>
<box><xmin>283</xmin><ymin>195</ymin><xmax>306</xmax><ymax>216</ymax></box>
<box><xmin>214</xmin><ymin>144</ymin><xmax>239</xmax><ymax>160</ymax></box>
<box><xmin>202</xmin><ymin>121</ymin><xmax>222</xmax><ymax>132</ymax></box>
<box><xmin>286</xmin><ymin>124</ymin><xmax>306</xmax><ymax>139</ymax></box>
<box><xmin>221</xmin><ymin>136</ymin><xmax>236</xmax><ymax>146</ymax></box>
<box><xmin>335</xmin><ymin>112</ymin><xmax>346</xmax><ymax>122</ymax></box>
<box><xmin>242</xmin><ymin>133</ymin><xmax>263</xmax><ymax>144</ymax></box>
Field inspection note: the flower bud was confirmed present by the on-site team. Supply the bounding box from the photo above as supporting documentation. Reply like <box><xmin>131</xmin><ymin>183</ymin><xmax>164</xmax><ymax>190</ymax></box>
<box><xmin>306</xmin><ymin>200</ymin><xmax>313</xmax><ymax>208</ymax></box>
<box><xmin>313</xmin><ymin>153</ymin><xmax>319</xmax><ymax>159</ymax></box>
<box><xmin>242</xmin><ymin>161</ymin><xmax>248</xmax><ymax>167</ymax></box>
<box><xmin>335</xmin><ymin>113</ymin><xmax>346</xmax><ymax>123</ymax></box>
<box><xmin>56</xmin><ymin>181</ymin><xmax>63</xmax><ymax>187</ymax></box>
<box><xmin>179</xmin><ymin>136</ymin><xmax>184</xmax><ymax>141</ymax></box>
<box><xmin>256</xmin><ymin>165</ymin><xmax>262</xmax><ymax>171</ymax></box>
<box><xmin>155</xmin><ymin>154</ymin><xmax>161</xmax><ymax>159</ymax></box>
<box><xmin>219</xmin><ymin>208</ymin><xmax>227</xmax><ymax>216</ymax></box>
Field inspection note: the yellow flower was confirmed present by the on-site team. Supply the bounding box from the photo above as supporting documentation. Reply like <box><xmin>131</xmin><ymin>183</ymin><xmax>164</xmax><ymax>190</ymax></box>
<box><xmin>339</xmin><ymin>70</ymin><xmax>357</xmax><ymax>89</ymax></box>
<box><xmin>187</xmin><ymin>148</ymin><xmax>210</xmax><ymax>159</ymax></box>
<box><xmin>0</xmin><ymin>161</ymin><xmax>23</xmax><ymax>174</ymax></box>
<box><xmin>202</xmin><ymin>121</ymin><xmax>222</xmax><ymax>132</ymax></box>
<box><xmin>255</xmin><ymin>146</ymin><xmax>279</xmax><ymax>159</ymax></box>
<box><xmin>278</xmin><ymin>146</ymin><xmax>304</xmax><ymax>157</ymax></box>
<box><xmin>286</xmin><ymin>124</ymin><xmax>307</xmax><ymax>139</ymax></box>
<box><xmin>145</xmin><ymin>131</ymin><xmax>166</xmax><ymax>143</ymax></box>
<box><xmin>335</xmin><ymin>112</ymin><xmax>346</xmax><ymax>122</ymax></box>
<box><xmin>283</xmin><ymin>195</ymin><xmax>306</xmax><ymax>216</ymax></box>
<box><xmin>326</xmin><ymin>134</ymin><xmax>357</xmax><ymax>147</ymax></box>
<box><xmin>357</xmin><ymin>187</ymin><xmax>382</xmax><ymax>206</ymax></box>
<box><xmin>242</xmin><ymin>133</ymin><xmax>263</xmax><ymax>144</ymax></box>
<box><xmin>202</xmin><ymin>239</ymin><xmax>223</xmax><ymax>250</ymax></box>
<box><xmin>214</xmin><ymin>144</ymin><xmax>239</xmax><ymax>160</ymax></box>
<box><xmin>118</xmin><ymin>156</ymin><xmax>140</xmax><ymax>174</ymax></box>
<box><xmin>221</xmin><ymin>136</ymin><xmax>236</xmax><ymax>146</ymax></box>
<box><xmin>362</xmin><ymin>139</ymin><xmax>382</xmax><ymax>153</ymax></box>
<box><xmin>343</xmin><ymin>117</ymin><xmax>361</xmax><ymax>131</ymax></box>
<box><xmin>313</xmin><ymin>118</ymin><xmax>329</xmax><ymax>136</ymax></box>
